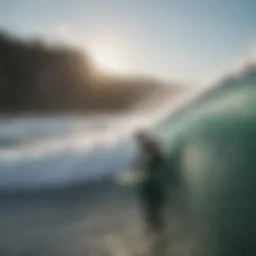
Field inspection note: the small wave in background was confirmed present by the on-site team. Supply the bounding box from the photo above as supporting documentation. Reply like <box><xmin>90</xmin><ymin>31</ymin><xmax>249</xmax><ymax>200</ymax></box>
<box><xmin>0</xmin><ymin>113</ymin><xmax>154</xmax><ymax>190</ymax></box>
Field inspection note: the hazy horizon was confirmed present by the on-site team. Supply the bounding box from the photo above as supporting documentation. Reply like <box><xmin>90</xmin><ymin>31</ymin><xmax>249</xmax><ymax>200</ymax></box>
<box><xmin>0</xmin><ymin>0</ymin><xmax>255</xmax><ymax>86</ymax></box>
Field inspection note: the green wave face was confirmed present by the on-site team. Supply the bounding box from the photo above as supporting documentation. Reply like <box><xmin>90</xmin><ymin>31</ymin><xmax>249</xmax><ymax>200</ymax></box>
<box><xmin>152</xmin><ymin>67</ymin><xmax>256</xmax><ymax>256</ymax></box>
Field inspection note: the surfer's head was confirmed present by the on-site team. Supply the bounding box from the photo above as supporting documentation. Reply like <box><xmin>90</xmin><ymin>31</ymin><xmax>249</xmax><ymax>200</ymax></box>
<box><xmin>135</xmin><ymin>130</ymin><xmax>161</xmax><ymax>156</ymax></box>
<box><xmin>135</xmin><ymin>130</ymin><xmax>151</xmax><ymax>144</ymax></box>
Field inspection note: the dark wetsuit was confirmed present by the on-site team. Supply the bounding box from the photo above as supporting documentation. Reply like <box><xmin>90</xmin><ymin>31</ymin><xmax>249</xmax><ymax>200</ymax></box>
<box><xmin>139</xmin><ymin>153</ymin><xmax>166</xmax><ymax>232</ymax></box>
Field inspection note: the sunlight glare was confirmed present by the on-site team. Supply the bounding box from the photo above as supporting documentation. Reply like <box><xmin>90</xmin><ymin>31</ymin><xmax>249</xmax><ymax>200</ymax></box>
<box><xmin>91</xmin><ymin>45</ymin><xmax>125</xmax><ymax>73</ymax></box>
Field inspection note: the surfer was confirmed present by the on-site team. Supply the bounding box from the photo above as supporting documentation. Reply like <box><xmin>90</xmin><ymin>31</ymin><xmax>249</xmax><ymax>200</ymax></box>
<box><xmin>134</xmin><ymin>130</ymin><xmax>167</xmax><ymax>233</ymax></box>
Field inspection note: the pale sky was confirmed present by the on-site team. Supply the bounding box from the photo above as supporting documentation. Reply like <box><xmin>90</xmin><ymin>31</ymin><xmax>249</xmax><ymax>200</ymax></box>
<box><xmin>0</xmin><ymin>0</ymin><xmax>255</xmax><ymax>85</ymax></box>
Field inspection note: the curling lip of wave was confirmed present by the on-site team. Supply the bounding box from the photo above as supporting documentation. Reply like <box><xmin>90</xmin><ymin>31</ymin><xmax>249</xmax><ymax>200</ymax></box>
<box><xmin>154</xmin><ymin>61</ymin><xmax>256</xmax><ymax>128</ymax></box>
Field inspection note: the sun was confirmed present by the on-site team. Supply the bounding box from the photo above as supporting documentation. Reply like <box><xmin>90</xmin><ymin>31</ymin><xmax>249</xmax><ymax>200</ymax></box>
<box><xmin>91</xmin><ymin>45</ymin><xmax>125</xmax><ymax>73</ymax></box>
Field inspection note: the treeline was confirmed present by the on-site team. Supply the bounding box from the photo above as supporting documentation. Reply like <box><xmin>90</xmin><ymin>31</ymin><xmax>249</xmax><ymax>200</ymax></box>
<box><xmin>0</xmin><ymin>30</ymin><xmax>179</xmax><ymax>113</ymax></box>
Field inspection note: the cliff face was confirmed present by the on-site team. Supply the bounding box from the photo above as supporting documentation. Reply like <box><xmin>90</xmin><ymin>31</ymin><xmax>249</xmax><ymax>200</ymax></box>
<box><xmin>0</xmin><ymin>31</ymin><xmax>181</xmax><ymax>113</ymax></box>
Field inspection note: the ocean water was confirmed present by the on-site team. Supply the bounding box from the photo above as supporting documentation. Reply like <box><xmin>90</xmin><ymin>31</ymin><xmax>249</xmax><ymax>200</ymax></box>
<box><xmin>0</xmin><ymin>114</ymin><xmax>151</xmax><ymax>190</ymax></box>
<box><xmin>1</xmin><ymin>64</ymin><xmax>256</xmax><ymax>256</ymax></box>
<box><xmin>0</xmin><ymin>114</ymin><xmax>154</xmax><ymax>256</ymax></box>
